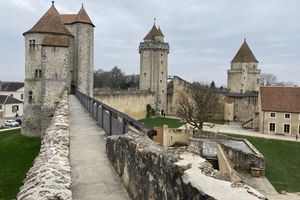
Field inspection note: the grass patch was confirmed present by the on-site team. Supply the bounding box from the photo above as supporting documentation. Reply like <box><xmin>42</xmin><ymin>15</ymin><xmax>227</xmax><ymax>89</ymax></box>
<box><xmin>0</xmin><ymin>129</ymin><xmax>40</xmax><ymax>199</ymax></box>
<box><xmin>139</xmin><ymin>117</ymin><xmax>184</xmax><ymax>129</ymax></box>
<box><xmin>229</xmin><ymin>134</ymin><xmax>300</xmax><ymax>193</ymax></box>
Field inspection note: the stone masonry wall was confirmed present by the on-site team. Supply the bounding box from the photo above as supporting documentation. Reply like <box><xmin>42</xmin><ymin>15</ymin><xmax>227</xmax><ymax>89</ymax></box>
<box><xmin>17</xmin><ymin>93</ymin><xmax>72</xmax><ymax>200</ymax></box>
<box><xmin>106</xmin><ymin>131</ymin><xmax>265</xmax><ymax>200</ymax></box>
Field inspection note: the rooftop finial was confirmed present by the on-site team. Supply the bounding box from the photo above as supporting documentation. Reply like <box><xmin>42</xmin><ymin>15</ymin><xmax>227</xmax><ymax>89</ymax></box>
<box><xmin>244</xmin><ymin>38</ymin><xmax>246</xmax><ymax>42</ymax></box>
<box><xmin>82</xmin><ymin>3</ymin><xmax>84</xmax><ymax>8</ymax></box>
<box><xmin>52</xmin><ymin>1</ymin><xmax>54</xmax><ymax>6</ymax></box>
<box><xmin>154</xmin><ymin>18</ymin><xmax>156</xmax><ymax>25</ymax></box>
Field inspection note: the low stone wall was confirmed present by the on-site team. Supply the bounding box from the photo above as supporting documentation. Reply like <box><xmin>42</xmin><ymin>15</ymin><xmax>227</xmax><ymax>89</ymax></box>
<box><xmin>94</xmin><ymin>90</ymin><xmax>156</xmax><ymax>119</ymax></box>
<box><xmin>220</xmin><ymin>139</ymin><xmax>265</xmax><ymax>175</ymax></box>
<box><xmin>17</xmin><ymin>94</ymin><xmax>72</xmax><ymax>200</ymax></box>
<box><xmin>217</xmin><ymin>144</ymin><xmax>242</xmax><ymax>183</ymax></box>
<box><xmin>106</xmin><ymin>131</ymin><xmax>265</xmax><ymax>200</ymax></box>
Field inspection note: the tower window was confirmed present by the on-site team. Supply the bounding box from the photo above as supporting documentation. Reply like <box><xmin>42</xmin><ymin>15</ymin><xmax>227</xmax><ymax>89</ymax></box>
<box><xmin>162</xmin><ymin>90</ymin><xmax>164</xmax><ymax>93</ymax></box>
<box><xmin>28</xmin><ymin>91</ymin><xmax>33</xmax><ymax>103</ymax></box>
<box><xmin>161</xmin><ymin>71</ymin><xmax>164</xmax><ymax>74</ymax></box>
<box><xmin>35</xmin><ymin>70</ymin><xmax>42</xmax><ymax>78</ymax></box>
<box><xmin>160</xmin><ymin>80</ymin><xmax>162</xmax><ymax>83</ymax></box>
<box><xmin>253</xmin><ymin>65</ymin><xmax>255</xmax><ymax>69</ymax></box>
<box><xmin>242</xmin><ymin>84</ymin><xmax>244</xmax><ymax>86</ymax></box>
<box><xmin>161</xmin><ymin>61</ymin><xmax>163</xmax><ymax>64</ymax></box>
<box><xmin>244</xmin><ymin>77</ymin><xmax>245</xmax><ymax>79</ymax></box>
<box><xmin>29</xmin><ymin>40</ymin><xmax>36</xmax><ymax>49</ymax></box>
<box><xmin>21</xmin><ymin>94</ymin><xmax>24</xmax><ymax>100</ymax></box>
<box><xmin>161</xmin><ymin>53</ymin><xmax>163</xmax><ymax>56</ymax></box>
<box><xmin>54</xmin><ymin>73</ymin><xmax>58</xmax><ymax>80</ymax></box>
<box><xmin>144</xmin><ymin>73</ymin><xmax>146</xmax><ymax>76</ymax></box>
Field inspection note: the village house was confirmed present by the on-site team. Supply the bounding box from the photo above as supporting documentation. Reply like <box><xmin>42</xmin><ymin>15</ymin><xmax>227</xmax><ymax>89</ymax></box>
<box><xmin>0</xmin><ymin>81</ymin><xmax>24</xmax><ymax>101</ymax></box>
<box><xmin>0</xmin><ymin>95</ymin><xmax>23</xmax><ymax>118</ymax></box>
<box><xmin>259</xmin><ymin>86</ymin><xmax>300</xmax><ymax>135</ymax></box>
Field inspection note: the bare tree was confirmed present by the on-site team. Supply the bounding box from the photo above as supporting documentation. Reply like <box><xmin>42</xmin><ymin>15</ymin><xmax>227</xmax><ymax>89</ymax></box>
<box><xmin>176</xmin><ymin>82</ymin><xmax>220</xmax><ymax>133</ymax></box>
<box><xmin>275</xmin><ymin>81</ymin><xmax>297</xmax><ymax>87</ymax></box>
<box><xmin>259</xmin><ymin>73</ymin><xmax>277</xmax><ymax>86</ymax></box>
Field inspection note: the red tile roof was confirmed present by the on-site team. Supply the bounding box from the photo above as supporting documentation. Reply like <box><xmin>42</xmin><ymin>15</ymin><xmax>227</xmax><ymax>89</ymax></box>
<box><xmin>75</xmin><ymin>6</ymin><xmax>95</xmax><ymax>27</ymax></box>
<box><xmin>231</xmin><ymin>40</ymin><xmax>258</xmax><ymax>63</ymax></box>
<box><xmin>41</xmin><ymin>36</ymin><xmax>70</xmax><ymax>47</ymax></box>
<box><xmin>61</xmin><ymin>14</ymin><xmax>77</xmax><ymax>24</ymax></box>
<box><xmin>24</xmin><ymin>5</ymin><xmax>73</xmax><ymax>36</ymax></box>
<box><xmin>260</xmin><ymin>87</ymin><xmax>300</xmax><ymax>113</ymax></box>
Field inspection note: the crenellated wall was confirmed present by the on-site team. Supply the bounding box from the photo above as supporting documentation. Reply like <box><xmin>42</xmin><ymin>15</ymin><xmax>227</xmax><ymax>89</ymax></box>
<box><xmin>106</xmin><ymin>131</ymin><xmax>265</xmax><ymax>200</ymax></box>
<box><xmin>17</xmin><ymin>93</ymin><xmax>72</xmax><ymax>200</ymax></box>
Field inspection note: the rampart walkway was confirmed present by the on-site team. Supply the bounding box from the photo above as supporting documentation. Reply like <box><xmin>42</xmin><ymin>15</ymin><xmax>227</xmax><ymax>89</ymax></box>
<box><xmin>69</xmin><ymin>95</ymin><xmax>130</xmax><ymax>200</ymax></box>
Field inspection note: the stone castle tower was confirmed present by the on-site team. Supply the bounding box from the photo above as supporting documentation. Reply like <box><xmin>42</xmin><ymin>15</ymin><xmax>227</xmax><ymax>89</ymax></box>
<box><xmin>227</xmin><ymin>39</ymin><xmax>261</xmax><ymax>93</ymax></box>
<box><xmin>22</xmin><ymin>2</ymin><xmax>94</xmax><ymax>137</ymax></box>
<box><xmin>139</xmin><ymin>24</ymin><xmax>169</xmax><ymax>114</ymax></box>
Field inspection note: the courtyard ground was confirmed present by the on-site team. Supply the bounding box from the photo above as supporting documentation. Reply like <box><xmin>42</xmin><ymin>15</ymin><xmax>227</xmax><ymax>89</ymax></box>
<box><xmin>0</xmin><ymin>129</ymin><xmax>40</xmax><ymax>199</ymax></box>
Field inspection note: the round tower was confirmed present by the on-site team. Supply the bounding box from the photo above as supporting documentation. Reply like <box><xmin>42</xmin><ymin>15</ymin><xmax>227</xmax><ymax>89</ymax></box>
<box><xmin>139</xmin><ymin>23</ymin><xmax>169</xmax><ymax>114</ymax></box>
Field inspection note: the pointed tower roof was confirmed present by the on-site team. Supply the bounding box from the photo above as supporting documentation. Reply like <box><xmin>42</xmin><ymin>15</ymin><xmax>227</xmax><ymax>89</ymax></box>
<box><xmin>157</xmin><ymin>27</ymin><xmax>164</xmax><ymax>37</ymax></box>
<box><xmin>74</xmin><ymin>4</ymin><xmax>95</xmax><ymax>27</ymax></box>
<box><xmin>231</xmin><ymin>39</ymin><xmax>258</xmax><ymax>63</ymax></box>
<box><xmin>143</xmin><ymin>31</ymin><xmax>153</xmax><ymax>40</ymax></box>
<box><xmin>149</xmin><ymin>24</ymin><xmax>161</xmax><ymax>36</ymax></box>
<box><xmin>24</xmin><ymin>3</ymin><xmax>72</xmax><ymax>36</ymax></box>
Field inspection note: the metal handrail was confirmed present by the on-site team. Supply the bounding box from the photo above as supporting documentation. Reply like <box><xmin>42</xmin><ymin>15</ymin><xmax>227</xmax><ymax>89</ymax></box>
<box><xmin>75</xmin><ymin>90</ymin><xmax>157</xmax><ymax>138</ymax></box>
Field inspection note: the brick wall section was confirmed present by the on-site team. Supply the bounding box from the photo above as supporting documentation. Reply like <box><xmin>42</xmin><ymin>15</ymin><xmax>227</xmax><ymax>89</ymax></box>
<box><xmin>17</xmin><ymin>93</ymin><xmax>72</xmax><ymax>200</ymax></box>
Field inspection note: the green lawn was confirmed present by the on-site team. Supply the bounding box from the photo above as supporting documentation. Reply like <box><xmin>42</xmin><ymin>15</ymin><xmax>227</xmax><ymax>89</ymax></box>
<box><xmin>230</xmin><ymin>134</ymin><xmax>300</xmax><ymax>193</ymax></box>
<box><xmin>139</xmin><ymin>117</ymin><xmax>184</xmax><ymax>128</ymax></box>
<box><xmin>0</xmin><ymin>129</ymin><xmax>41</xmax><ymax>199</ymax></box>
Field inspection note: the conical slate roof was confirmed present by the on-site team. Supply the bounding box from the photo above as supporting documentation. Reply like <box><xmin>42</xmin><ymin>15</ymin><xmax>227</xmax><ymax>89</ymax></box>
<box><xmin>74</xmin><ymin>5</ymin><xmax>95</xmax><ymax>27</ymax></box>
<box><xmin>231</xmin><ymin>39</ymin><xmax>258</xmax><ymax>63</ymax></box>
<box><xmin>24</xmin><ymin>4</ymin><xmax>73</xmax><ymax>36</ymax></box>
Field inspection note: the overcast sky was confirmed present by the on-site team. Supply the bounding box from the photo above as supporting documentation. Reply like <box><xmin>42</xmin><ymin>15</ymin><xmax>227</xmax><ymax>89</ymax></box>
<box><xmin>1</xmin><ymin>0</ymin><xmax>300</xmax><ymax>86</ymax></box>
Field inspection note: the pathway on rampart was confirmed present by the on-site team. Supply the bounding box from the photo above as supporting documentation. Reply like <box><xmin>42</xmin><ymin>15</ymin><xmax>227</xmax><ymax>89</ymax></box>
<box><xmin>69</xmin><ymin>95</ymin><xmax>130</xmax><ymax>200</ymax></box>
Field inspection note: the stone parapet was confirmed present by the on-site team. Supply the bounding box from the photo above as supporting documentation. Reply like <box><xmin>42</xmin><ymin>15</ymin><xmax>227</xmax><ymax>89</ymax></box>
<box><xmin>139</xmin><ymin>41</ymin><xmax>169</xmax><ymax>53</ymax></box>
<box><xmin>17</xmin><ymin>93</ymin><xmax>72</xmax><ymax>200</ymax></box>
<box><xmin>106</xmin><ymin>131</ymin><xmax>265</xmax><ymax>200</ymax></box>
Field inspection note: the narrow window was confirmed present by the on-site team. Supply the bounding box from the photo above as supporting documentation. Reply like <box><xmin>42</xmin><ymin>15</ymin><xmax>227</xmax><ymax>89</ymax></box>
<box><xmin>162</xmin><ymin>90</ymin><xmax>164</xmax><ymax>93</ymax></box>
<box><xmin>55</xmin><ymin>73</ymin><xmax>58</xmax><ymax>80</ymax></box>
<box><xmin>161</xmin><ymin>61</ymin><xmax>163</xmax><ymax>64</ymax></box>
<box><xmin>28</xmin><ymin>91</ymin><xmax>33</xmax><ymax>103</ymax></box>
<box><xmin>284</xmin><ymin>124</ymin><xmax>290</xmax><ymax>133</ymax></box>
<box><xmin>269</xmin><ymin>123</ymin><xmax>275</xmax><ymax>132</ymax></box>
<box><xmin>21</xmin><ymin>94</ymin><xmax>24</xmax><ymax>100</ymax></box>
<box><xmin>284</xmin><ymin>113</ymin><xmax>290</xmax><ymax>119</ymax></box>
<box><xmin>29</xmin><ymin>39</ymin><xmax>36</xmax><ymax>49</ymax></box>
<box><xmin>161</xmin><ymin>53</ymin><xmax>163</xmax><ymax>56</ymax></box>
<box><xmin>253</xmin><ymin>65</ymin><xmax>255</xmax><ymax>69</ymax></box>
<box><xmin>144</xmin><ymin>73</ymin><xmax>146</xmax><ymax>76</ymax></box>
<box><xmin>161</xmin><ymin>71</ymin><xmax>164</xmax><ymax>74</ymax></box>
<box><xmin>244</xmin><ymin>77</ymin><xmax>245</xmax><ymax>79</ymax></box>
<box><xmin>160</xmin><ymin>80</ymin><xmax>162</xmax><ymax>83</ymax></box>
<box><xmin>35</xmin><ymin>70</ymin><xmax>42</xmax><ymax>78</ymax></box>
<box><xmin>270</xmin><ymin>112</ymin><xmax>276</xmax><ymax>118</ymax></box>
<box><xmin>12</xmin><ymin>105</ymin><xmax>19</xmax><ymax>113</ymax></box>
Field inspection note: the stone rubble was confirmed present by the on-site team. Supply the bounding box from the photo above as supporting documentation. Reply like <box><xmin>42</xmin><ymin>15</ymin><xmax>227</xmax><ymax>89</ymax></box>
<box><xmin>17</xmin><ymin>94</ymin><xmax>72</xmax><ymax>200</ymax></box>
